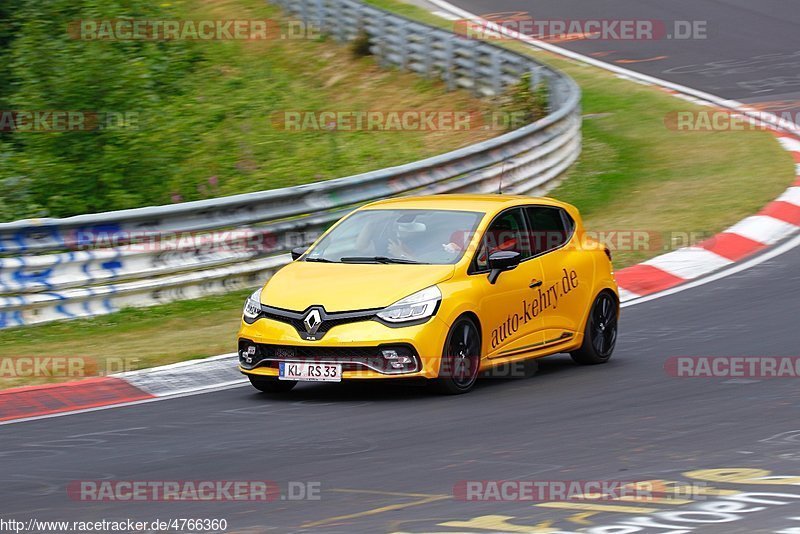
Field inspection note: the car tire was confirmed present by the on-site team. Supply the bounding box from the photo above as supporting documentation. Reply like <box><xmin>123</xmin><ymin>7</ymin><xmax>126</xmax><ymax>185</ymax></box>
<box><xmin>571</xmin><ymin>291</ymin><xmax>618</xmax><ymax>365</ymax></box>
<box><xmin>248</xmin><ymin>375</ymin><xmax>297</xmax><ymax>393</ymax></box>
<box><xmin>434</xmin><ymin>316</ymin><xmax>482</xmax><ymax>395</ymax></box>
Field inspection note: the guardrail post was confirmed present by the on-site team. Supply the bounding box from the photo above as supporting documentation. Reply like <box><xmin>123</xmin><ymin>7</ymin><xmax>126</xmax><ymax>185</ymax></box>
<box><xmin>548</xmin><ymin>75</ymin><xmax>561</xmax><ymax>112</ymax></box>
<box><xmin>299</xmin><ymin>0</ymin><xmax>309</xmax><ymax>23</ymax></box>
<box><xmin>490</xmin><ymin>49</ymin><xmax>502</xmax><ymax>95</ymax></box>
<box><xmin>443</xmin><ymin>38</ymin><xmax>455</xmax><ymax>91</ymax></box>
<box><xmin>398</xmin><ymin>21</ymin><xmax>408</xmax><ymax>69</ymax></box>
<box><xmin>334</xmin><ymin>0</ymin><xmax>349</xmax><ymax>42</ymax></box>
<box><xmin>529</xmin><ymin>65</ymin><xmax>542</xmax><ymax>89</ymax></box>
<box><xmin>315</xmin><ymin>0</ymin><xmax>325</xmax><ymax>31</ymax></box>
<box><xmin>372</xmin><ymin>13</ymin><xmax>388</xmax><ymax>67</ymax></box>
<box><xmin>421</xmin><ymin>29</ymin><xmax>433</xmax><ymax>77</ymax></box>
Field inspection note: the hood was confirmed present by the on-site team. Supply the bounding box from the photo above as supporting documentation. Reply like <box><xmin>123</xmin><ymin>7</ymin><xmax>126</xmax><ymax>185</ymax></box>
<box><xmin>261</xmin><ymin>261</ymin><xmax>455</xmax><ymax>312</ymax></box>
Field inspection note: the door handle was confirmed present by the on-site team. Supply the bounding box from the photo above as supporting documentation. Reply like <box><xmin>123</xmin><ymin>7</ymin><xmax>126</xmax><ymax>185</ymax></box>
<box><xmin>529</xmin><ymin>279</ymin><xmax>543</xmax><ymax>288</ymax></box>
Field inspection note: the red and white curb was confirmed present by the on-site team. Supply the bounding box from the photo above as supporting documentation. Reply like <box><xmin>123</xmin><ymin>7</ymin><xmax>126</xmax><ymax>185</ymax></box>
<box><xmin>2</xmin><ymin>3</ymin><xmax>800</xmax><ymax>425</ymax></box>
<box><xmin>616</xmin><ymin>133</ymin><xmax>800</xmax><ymax>300</ymax></box>
<box><xmin>0</xmin><ymin>377</ymin><xmax>155</xmax><ymax>423</ymax></box>
<box><xmin>0</xmin><ymin>354</ymin><xmax>242</xmax><ymax>425</ymax></box>
<box><xmin>118</xmin><ymin>353</ymin><xmax>244</xmax><ymax>397</ymax></box>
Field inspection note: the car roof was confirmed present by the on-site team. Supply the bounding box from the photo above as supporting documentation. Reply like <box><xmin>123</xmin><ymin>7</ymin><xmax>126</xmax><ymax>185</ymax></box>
<box><xmin>363</xmin><ymin>194</ymin><xmax>574</xmax><ymax>215</ymax></box>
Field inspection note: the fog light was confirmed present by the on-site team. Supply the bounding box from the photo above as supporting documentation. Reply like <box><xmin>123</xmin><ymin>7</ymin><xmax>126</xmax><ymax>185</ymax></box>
<box><xmin>382</xmin><ymin>349</ymin><xmax>411</xmax><ymax>364</ymax></box>
<box><xmin>381</xmin><ymin>348</ymin><xmax>416</xmax><ymax>372</ymax></box>
<box><xmin>239</xmin><ymin>343</ymin><xmax>258</xmax><ymax>366</ymax></box>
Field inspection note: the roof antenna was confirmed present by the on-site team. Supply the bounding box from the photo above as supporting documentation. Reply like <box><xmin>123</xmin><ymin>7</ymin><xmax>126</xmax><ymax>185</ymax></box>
<box><xmin>498</xmin><ymin>158</ymin><xmax>509</xmax><ymax>195</ymax></box>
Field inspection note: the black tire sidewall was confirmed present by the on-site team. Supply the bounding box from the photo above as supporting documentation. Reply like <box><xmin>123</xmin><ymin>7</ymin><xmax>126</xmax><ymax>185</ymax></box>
<box><xmin>436</xmin><ymin>316</ymin><xmax>481</xmax><ymax>394</ymax></box>
<box><xmin>572</xmin><ymin>291</ymin><xmax>617</xmax><ymax>365</ymax></box>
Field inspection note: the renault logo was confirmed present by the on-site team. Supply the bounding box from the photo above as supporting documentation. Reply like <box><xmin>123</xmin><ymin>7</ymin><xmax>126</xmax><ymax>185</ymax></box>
<box><xmin>303</xmin><ymin>309</ymin><xmax>323</xmax><ymax>335</ymax></box>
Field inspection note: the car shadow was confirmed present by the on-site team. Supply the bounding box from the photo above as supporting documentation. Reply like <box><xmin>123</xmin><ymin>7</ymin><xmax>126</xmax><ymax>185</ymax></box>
<box><xmin>243</xmin><ymin>354</ymin><xmax>582</xmax><ymax>402</ymax></box>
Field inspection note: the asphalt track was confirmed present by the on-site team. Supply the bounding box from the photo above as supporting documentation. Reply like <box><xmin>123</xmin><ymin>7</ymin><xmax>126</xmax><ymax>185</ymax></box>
<box><xmin>2</xmin><ymin>1</ymin><xmax>800</xmax><ymax>533</ymax></box>
<box><xmin>448</xmin><ymin>0</ymin><xmax>800</xmax><ymax>114</ymax></box>
<box><xmin>2</xmin><ymin>250</ymin><xmax>800</xmax><ymax>533</ymax></box>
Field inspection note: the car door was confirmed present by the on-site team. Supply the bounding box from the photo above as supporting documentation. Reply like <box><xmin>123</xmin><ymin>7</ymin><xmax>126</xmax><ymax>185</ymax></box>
<box><xmin>471</xmin><ymin>207</ymin><xmax>546</xmax><ymax>359</ymax></box>
<box><xmin>525</xmin><ymin>205</ymin><xmax>593</xmax><ymax>342</ymax></box>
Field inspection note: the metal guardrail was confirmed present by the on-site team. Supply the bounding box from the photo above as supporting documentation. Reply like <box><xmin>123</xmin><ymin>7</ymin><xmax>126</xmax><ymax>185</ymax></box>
<box><xmin>0</xmin><ymin>0</ymin><xmax>581</xmax><ymax>329</ymax></box>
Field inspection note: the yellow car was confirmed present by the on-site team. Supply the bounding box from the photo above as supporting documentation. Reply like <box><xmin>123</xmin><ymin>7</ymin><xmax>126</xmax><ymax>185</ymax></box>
<box><xmin>237</xmin><ymin>194</ymin><xmax>619</xmax><ymax>394</ymax></box>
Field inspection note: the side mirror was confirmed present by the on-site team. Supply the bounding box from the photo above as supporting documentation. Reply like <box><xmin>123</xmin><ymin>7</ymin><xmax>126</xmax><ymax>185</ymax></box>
<box><xmin>487</xmin><ymin>250</ymin><xmax>521</xmax><ymax>284</ymax></box>
<box><xmin>291</xmin><ymin>247</ymin><xmax>307</xmax><ymax>261</ymax></box>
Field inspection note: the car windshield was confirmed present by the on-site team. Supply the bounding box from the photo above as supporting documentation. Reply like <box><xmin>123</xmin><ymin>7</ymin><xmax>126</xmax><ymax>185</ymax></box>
<box><xmin>304</xmin><ymin>209</ymin><xmax>484</xmax><ymax>265</ymax></box>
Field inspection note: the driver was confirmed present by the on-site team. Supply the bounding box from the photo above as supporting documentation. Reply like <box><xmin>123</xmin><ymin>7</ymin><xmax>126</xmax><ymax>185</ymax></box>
<box><xmin>388</xmin><ymin>221</ymin><xmax>428</xmax><ymax>260</ymax></box>
<box><xmin>388</xmin><ymin>220</ymin><xmax>464</xmax><ymax>262</ymax></box>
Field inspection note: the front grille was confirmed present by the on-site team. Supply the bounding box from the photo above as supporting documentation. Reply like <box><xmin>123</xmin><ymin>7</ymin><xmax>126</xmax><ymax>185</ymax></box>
<box><xmin>238</xmin><ymin>340</ymin><xmax>419</xmax><ymax>374</ymax></box>
<box><xmin>259</xmin><ymin>305</ymin><xmax>378</xmax><ymax>340</ymax></box>
<box><xmin>260</xmin><ymin>313</ymin><xmax>370</xmax><ymax>334</ymax></box>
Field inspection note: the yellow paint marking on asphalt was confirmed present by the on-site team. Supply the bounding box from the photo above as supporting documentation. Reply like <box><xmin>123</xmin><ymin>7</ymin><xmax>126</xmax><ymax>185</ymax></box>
<box><xmin>543</xmin><ymin>32</ymin><xmax>601</xmax><ymax>43</ymax></box>
<box><xmin>615</xmin><ymin>56</ymin><xmax>668</xmax><ymax>64</ymax></box>
<box><xmin>301</xmin><ymin>489</ymin><xmax>449</xmax><ymax>528</ymax></box>
<box><xmin>632</xmin><ymin>478</ymin><xmax>739</xmax><ymax>497</ymax></box>
<box><xmin>671</xmin><ymin>483</ymin><xmax>738</xmax><ymax>496</ymax></box>
<box><xmin>616</xmin><ymin>495</ymin><xmax>694</xmax><ymax>505</ymax></box>
<box><xmin>567</xmin><ymin>511</ymin><xmax>598</xmax><ymax>525</ymax></box>
<box><xmin>439</xmin><ymin>515</ymin><xmax>559</xmax><ymax>533</ymax></box>
<box><xmin>330</xmin><ymin>488</ymin><xmax>449</xmax><ymax>498</ymax></box>
<box><xmin>537</xmin><ymin>502</ymin><xmax>659</xmax><ymax>514</ymax></box>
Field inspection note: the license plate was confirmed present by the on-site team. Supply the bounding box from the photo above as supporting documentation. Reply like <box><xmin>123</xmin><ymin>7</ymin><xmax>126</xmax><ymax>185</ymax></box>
<box><xmin>279</xmin><ymin>362</ymin><xmax>342</xmax><ymax>382</ymax></box>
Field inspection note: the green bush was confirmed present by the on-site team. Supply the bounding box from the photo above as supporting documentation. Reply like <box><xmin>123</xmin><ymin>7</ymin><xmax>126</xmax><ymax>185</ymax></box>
<box><xmin>502</xmin><ymin>71</ymin><xmax>549</xmax><ymax>124</ymax></box>
<box><xmin>0</xmin><ymin>0</ymin><xmax>204</xmax><ymax>220</ymax></box>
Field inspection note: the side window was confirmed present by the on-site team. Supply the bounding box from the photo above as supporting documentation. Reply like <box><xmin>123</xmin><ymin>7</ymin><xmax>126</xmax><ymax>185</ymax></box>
<box><xmin>526</xmin><ymin>206</ymin><xmax>572</xmax><ymax>255</ymax></box>
<box><xmin>474</xmin><ymin>208</ymin><xmax>532</xmax><ymax>271</ymax></box>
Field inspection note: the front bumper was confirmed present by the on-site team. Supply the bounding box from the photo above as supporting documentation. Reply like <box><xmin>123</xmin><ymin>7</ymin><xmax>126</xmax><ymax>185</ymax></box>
<box><xmin>237</xmin><ymin>314</ymin><xmax>450</xmax><ymax>380</ymax></box>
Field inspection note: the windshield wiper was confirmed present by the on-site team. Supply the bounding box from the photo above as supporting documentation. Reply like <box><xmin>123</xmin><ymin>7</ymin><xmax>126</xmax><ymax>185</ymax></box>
<box><xmin>340</xmin><ymin>256</ymin><xmax>427</xmax><ymax>265</ymax></box>
<box><xmin>304</xmin><ymin>257</ymin><xmax>336</xmax><ymax>263</ymax></box>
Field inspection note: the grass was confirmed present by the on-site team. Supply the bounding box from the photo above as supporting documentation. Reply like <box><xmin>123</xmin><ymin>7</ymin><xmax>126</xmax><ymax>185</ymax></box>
<box><xmin>0</xmin><ymin>0</ymin><xmax>795</xmax><ymax>388</ymax></box>
<box><xmin>0</xmin><ymin>290</ymin><xmax>250</xmax><ymax>389</ymax></box>
<box><xmin>166</xmin><ymin>0</ymin><xmax>502</xmax><ymax>197</ymax></box>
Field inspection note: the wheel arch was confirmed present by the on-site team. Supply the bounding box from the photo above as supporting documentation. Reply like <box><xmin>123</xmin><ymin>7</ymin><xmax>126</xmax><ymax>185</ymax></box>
<box><xmin>441</xmin><ymin>310</ymin><xmax>483</xmax><ymax>349</ymax></box>
<box><xmin>458</xmin><ymin>311</ymin><xmax>482</xmax><ymax>346</ymax></box>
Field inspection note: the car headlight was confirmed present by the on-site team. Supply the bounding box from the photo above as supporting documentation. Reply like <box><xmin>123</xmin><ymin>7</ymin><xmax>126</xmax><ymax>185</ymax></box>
<box><xmin>243</xmin><ymin>288</ymin><xmax>263</xmax><ymax>321</ymax></box>
<box><xmin>377</xmin><ymin>286</ymin><xmax>441</xmax><ymax>323</ymax></box>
